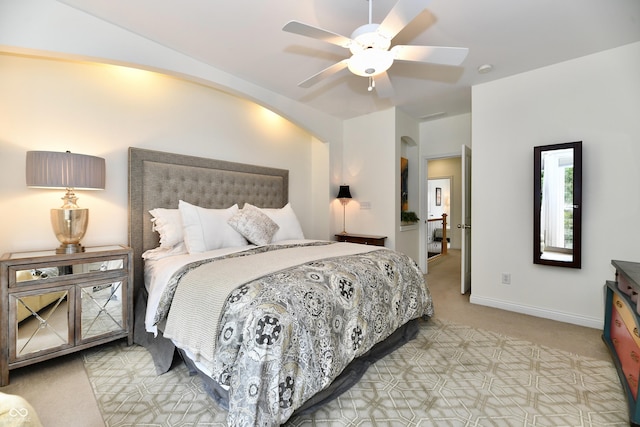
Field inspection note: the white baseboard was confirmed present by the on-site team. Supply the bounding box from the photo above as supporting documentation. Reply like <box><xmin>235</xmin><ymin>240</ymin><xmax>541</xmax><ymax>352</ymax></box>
<box><xmin>469</xmin><ymin>294</ymin><xmax>603</xmax><ymax>330</ymax></box>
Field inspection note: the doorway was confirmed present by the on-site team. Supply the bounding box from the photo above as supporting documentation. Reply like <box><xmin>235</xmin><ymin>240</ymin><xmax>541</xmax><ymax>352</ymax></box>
<box><xmin>426</xmin><ymin>177</ymin><xmax>452</xmax><ymax>259</ymax></box>
<box><xmin>424</xmin><ymin>156</ymin><xmax>462</xmax><ymax>282</ymax></box>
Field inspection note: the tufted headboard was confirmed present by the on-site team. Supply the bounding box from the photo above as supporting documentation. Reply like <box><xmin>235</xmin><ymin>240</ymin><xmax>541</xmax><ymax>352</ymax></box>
<box><xmin>128</xmin><ymin>147</ymin><xmax>288</xmax><ymax>295</ymax></box>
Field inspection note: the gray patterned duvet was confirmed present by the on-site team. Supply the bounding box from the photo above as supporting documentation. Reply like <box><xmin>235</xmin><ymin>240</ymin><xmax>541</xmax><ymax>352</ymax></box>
<box><xmin>156</xmin><ymin>242</ymin><xmax>433</xmax><ymax>426</ymax></box>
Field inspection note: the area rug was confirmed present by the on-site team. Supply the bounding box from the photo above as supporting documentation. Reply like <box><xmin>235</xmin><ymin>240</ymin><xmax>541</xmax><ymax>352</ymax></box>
<box><xmin>83</xmin><ymin>318</ymin><xmax>629</xmax><ymax>426</ymax></box>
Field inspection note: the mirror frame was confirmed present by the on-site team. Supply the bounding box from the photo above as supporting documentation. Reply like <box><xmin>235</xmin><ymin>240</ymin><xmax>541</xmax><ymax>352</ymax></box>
<box><xmin>533</xmin><ymin>141</ymin><xmax>582</xmax><ymax>268</ymax></box>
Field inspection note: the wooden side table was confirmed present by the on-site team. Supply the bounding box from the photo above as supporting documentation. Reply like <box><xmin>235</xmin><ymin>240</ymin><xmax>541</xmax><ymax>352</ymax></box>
<box><xmin>0</xmin><ymin>245</ymin><xmax>133</xmax><ymax>386</ymax></box>
<box><xmin>335</xmin><ymin>233</ymin><xmax>387</xmax><ymax>247</ymax></box>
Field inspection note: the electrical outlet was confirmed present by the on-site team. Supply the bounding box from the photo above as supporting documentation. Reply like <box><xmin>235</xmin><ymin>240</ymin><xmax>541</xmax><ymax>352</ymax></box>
<box><xmin>501</xmin><ymin>273</ymin><xmax>511</xmax><ymax>285</ymax></box>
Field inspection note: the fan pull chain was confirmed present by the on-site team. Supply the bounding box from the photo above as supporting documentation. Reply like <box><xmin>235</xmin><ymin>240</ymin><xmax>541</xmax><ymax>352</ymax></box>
<box><xmin>369</xmin><ymin>0</ymin><xmax>377</xmax><ymax>95</ymax></box>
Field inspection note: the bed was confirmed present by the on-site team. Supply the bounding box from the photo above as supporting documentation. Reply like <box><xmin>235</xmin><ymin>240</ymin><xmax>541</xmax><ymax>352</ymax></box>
<box><xmin>128</xmin><ymin>147</ymin><xmax>434</xmax><ymax>426</ymax></box>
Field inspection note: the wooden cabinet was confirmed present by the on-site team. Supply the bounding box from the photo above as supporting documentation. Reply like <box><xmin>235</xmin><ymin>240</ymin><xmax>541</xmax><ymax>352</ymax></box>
<box><xmin>0</xmin><ymin>245</ymin><xmax>133</xmax><ymax>386</ymax></box>
<box><xmin>603</xmin><ymin>260</ymin><xmax>640</xmax><ymax>426</ymax></box>
<box><xmin>335</xmin><ymin>233</ymin><xmax>387</xmax><ymax>247</ymax></box>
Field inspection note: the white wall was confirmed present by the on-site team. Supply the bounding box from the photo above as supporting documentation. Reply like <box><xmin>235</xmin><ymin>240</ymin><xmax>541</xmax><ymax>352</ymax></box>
<box><xmin>342</xmin><ymin>109</ymin><xmax>397</xmax><ymax>247</ymax></box>
<box><xmin>0</xmin><ymin>54</ymin><xmax>324</xmax><ymax>255</ymax></box>
<box><xmin>0</xmin><ymin>0</ymin><xmax>342</xmax><ymax>144</ymax></box>
<box><xmin>471</xmin><ymin>41</ymin><xmax>640</xmax><ymax>328</ymax></box>
<box><xmin>420</xmin><ymin>113</ymin><xmax>472</xmax><ymax>157</ymax></box>
<box><xmin>395</xmin><ymin>109</ymin><xmax>420</xmax><ymax>262</ymax></box>
<box><xmin>340</xmin><ymin>107</ymin><xmax>422</xmax><ymax>262</ymax></box>
<box><xmin>311</xmin><ymin>136</ymin><xmax>332</xmax><ymax>239</ymax></box>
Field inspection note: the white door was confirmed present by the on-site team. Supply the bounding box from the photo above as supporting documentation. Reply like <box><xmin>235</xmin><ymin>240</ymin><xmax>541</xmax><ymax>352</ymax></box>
<box><xmin>460</xmin><ymin>145</ymin><xmax>471</xmax><ymax>294</ymax></box>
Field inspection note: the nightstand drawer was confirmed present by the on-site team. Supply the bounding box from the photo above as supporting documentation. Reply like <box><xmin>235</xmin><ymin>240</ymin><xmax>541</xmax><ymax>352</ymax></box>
<box><xmin>335</xmin><ymin>233</ymin><xmax>386</xmax><ymax>246</ymax></box>
<box><xmin>7</xmin><ymin>249</ymin><xmax>127</xmax><ymax>288</ymax></box>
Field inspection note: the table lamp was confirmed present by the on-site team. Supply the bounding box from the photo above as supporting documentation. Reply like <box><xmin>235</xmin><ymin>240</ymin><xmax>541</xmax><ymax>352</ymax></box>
<box><xmin>337</xmin><ymin>185</ymin><xmax>352</xmax><ymax>235</ymax></box>
<box><xmin>26</xmin><ymin>151</ymin><xmax>105</xmax><ymax>254</ymax></box>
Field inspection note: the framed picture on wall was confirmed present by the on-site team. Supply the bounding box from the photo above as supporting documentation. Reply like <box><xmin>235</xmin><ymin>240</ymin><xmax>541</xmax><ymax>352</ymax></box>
<box><xmin>436</xmin><ymin>187</ymin><xmax>442</xmax><ymax>206</ymax></box>
<box><xmin>401</xmin><ymin>157</ymin><xmax>408</xmax><ymax>211</ymax></box>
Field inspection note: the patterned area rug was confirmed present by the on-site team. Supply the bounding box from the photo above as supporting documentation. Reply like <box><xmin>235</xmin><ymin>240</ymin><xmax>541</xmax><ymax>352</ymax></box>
<box><xmin>83</xmin><ymin>319</ymin><xmax>628</xmax><ymax>426</ymax></box>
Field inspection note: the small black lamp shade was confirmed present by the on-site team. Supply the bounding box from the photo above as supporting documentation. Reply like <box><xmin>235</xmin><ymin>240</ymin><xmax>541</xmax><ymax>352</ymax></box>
<box><xmin>337</xmin><ymin>185</ymin><xmax>352</xmax><ymax>200</ymax></box>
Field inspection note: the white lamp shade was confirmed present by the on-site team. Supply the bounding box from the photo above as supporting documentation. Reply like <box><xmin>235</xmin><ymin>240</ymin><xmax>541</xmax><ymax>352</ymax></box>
<box><xmin>26</xmin><ymin>151</ymin><xmax>105</xmax><ymax>190</ymax></box>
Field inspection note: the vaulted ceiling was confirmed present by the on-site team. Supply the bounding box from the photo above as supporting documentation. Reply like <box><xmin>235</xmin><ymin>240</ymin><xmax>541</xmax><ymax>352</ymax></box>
<box><xmin>57</xmin><ymin>0</ymin><xmax>640</xmax><ymax>121</ymax></box>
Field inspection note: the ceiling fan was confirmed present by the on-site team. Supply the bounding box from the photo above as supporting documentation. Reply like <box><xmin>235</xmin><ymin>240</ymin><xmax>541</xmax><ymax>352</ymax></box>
<box><xmin>282</xmin><ymin>0</ymin><xmax>469</xmax><ymax>97</ymax></box>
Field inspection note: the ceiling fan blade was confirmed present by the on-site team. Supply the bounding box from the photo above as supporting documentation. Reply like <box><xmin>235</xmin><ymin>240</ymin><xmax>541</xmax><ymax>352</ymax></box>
<box><xmin>374</xmin><ymin>72</ymin><xmax>394</xmax><ymax>98</ymax></box>
<box><xmin>283</xmin><ymin>21</ymin><xmax>353</xmax><ymax>48</ymax></box>
<box><xmin>391</xmin><ymin>45</ymin><xmax>469</xmax><ymax>66</ymax></box>
<box><xmin>377</xmin><ymin>0</ymin><xmax>432</xmax><ymax>40</ymax></box>
<box><xmin>298</xmin><ymin>59</ymin><xmax>349</xmax><ymax>88</ymax></box>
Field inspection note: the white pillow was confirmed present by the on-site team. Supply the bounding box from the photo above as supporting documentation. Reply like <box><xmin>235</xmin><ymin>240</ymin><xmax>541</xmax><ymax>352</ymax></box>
<box><xmin>178</xmin><ymin>200</ymin><xmax>247</xmax><ymax>253</ymax></box>
<box><xmin>228</xmin><ymin>204</ymin><xmax>279</xmax><ymax>245</ymax></box>
<box><xmin>253</xmin><ymin>203</ymin><xmax>305</xmax><ymax>242</ymax></box>
<box><xmin>142</xmin><ymin>242</ymin><xmax>188</xmax><ymax>260</ymax></box>
<box><xmin>149</xmin><ymin>208</ymin><xmax>183</xmax><ymax>249</ymax></box>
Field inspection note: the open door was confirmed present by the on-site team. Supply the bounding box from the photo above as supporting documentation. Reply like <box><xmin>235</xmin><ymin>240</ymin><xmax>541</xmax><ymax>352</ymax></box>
<box><xmin>460</xmin><ymin>145</ymin><xmax>471</xmax><ymax>294</ymax></box>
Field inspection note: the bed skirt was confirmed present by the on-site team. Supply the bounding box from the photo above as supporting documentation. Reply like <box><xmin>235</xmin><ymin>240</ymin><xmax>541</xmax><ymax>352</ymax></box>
<box><xmin>185</xmin><ymin>317</ymin><xmax>423</xmax><ymax>416</ymax></box>
<box><xmin>135</xmin><ymin>288</ymin><xmax>427</xmax><ymax>415</ymax></box>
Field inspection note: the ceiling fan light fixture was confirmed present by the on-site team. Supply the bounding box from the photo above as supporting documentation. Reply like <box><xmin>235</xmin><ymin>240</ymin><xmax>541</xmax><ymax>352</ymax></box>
<box><xmin>348</xmin><ymin>49</ymin><xmax>394</xmax><ymax>77</ymax></box>
<box><xmin>282</xmin><ymin>0</ymin><xmax>469</xmax><ymax>91</ymax></box>
<box><xmin>349</xmin><ymin>23</ymin><xmax>391</xmax><ymax>54</ymax></box>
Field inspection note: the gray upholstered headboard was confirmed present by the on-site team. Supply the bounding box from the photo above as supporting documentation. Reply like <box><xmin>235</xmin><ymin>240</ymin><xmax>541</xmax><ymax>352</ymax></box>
<box><xmin>128</xmin><ymin>147</ymin><xmax>288</xmax><ymax>295</ymax></box>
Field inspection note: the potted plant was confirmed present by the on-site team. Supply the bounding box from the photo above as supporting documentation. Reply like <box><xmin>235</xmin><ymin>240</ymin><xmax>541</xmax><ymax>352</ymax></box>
<box><xmin>401</xmin><ymin>211</ymin><xmax>419</xmax><ymax>225</ymax></box>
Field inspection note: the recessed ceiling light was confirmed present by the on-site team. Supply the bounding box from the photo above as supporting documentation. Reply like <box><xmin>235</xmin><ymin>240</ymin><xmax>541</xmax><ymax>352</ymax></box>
<box><xmin>477</xmin><ymin>64</ymin><xmax>493</xmax><ymax>74</ymax></box>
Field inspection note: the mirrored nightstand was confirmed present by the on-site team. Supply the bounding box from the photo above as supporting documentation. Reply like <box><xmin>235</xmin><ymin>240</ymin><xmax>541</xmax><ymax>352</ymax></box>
<box><xmin>0</xmin><ymin>245</ymin><xmax>133</xmax><ymax>386</ymax></box>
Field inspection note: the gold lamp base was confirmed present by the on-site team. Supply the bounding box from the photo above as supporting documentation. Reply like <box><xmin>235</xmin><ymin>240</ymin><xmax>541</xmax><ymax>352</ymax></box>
<box><xmin>51</xmin><ymin>208</ymin><xmax>88</xmax><ymax>254</ymax></box>
<box><xmin>339</xmin><ymin>199</ymin><xmax>350</xmax><ymax>235</ymax></box>
<box><xmin>56</xmin><ymin>243</ymin><xmax>85</xmax><ymax>254</ymax></box>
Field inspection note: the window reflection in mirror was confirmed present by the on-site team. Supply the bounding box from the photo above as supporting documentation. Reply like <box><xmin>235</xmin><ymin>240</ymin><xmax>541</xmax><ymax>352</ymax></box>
<box><xmin>533</xmin><ymin>141</ymin><xmax>582</xmax><ymax>268</ymax></box>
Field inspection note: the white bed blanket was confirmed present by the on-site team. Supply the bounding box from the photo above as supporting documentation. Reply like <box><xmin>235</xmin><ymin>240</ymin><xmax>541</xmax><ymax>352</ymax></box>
<box><xmin>144</xmin><ymin>245</ymin><xmax>256</xmax><ymax>335</ymax></box>
<box><xmin>161</xmin><ymin>242</ymin><xmax>380</xmax><ymax>364</ymax></box>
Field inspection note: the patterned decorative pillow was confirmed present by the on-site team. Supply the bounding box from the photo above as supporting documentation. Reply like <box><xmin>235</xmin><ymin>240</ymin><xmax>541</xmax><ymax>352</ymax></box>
<box><xmin>228</xmin><ymin>204</ymin><xmax>280</xmax><ymax>245</ymax></box>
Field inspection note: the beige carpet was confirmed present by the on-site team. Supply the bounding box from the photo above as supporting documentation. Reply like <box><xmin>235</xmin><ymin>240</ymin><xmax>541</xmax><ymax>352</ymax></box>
<box><xmin>2</xmin><ymin>250</ymin><xmax>622</xmax><ymax>426</ymax></box>
<box><xmin>83</xmin><ymin>317</ymin><xmax>627</xmax><ymax>426</ymax></box>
